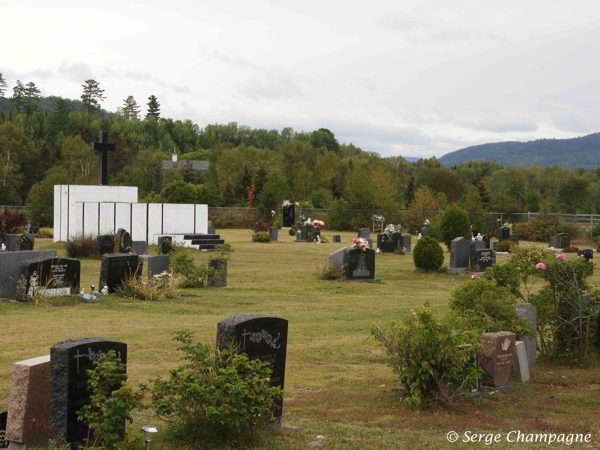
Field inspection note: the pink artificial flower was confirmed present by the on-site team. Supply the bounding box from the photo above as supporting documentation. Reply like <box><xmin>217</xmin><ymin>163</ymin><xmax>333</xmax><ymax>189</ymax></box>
<box><xmin>556</xmin><ymin>254</ymin><xmax>565</xmax><ymax>261</ymax></box>
<box><xmin>470</xmin><ymin>274</ymin><xmax>480</xmax><ymax>279</ymax></box>
<box><xmin>536</xmin><ymin>262</ymin><xmax>546</xmax><ymax>270</ymax></box>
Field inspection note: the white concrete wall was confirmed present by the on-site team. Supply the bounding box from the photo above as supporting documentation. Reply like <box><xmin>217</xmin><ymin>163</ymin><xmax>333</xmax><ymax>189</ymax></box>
<box><xmin>115</xmin><ymin>203</ymin><xmax>131</xmax><ymax>233</ymax></box>
<box><xmin>83</xmin><ymin>202</ymin><xmax>99</xmax><ymax>236</ymax></box>
<box><xmin>195</xmin><ymin>204</ymin><xmax>208</xmax><ymax>234</ymax></box>
<box><xmin>99</xmin><ymin>203</ymin><xmax>115</xmax><ymax>235</ymax></box>
<box><xmin>131</xmin><ymin>203</ymin><xmax>147</xmax><ymax>241</ymax></box>
<box><xmin>147</xmin><ymin>204</ymin><xmax>163</xmax><ymax>243</ymax></box>
<box><xmin>163</xmin><ymin>204</ymin><xmax>194</xmax><ymax>235</ymax></box>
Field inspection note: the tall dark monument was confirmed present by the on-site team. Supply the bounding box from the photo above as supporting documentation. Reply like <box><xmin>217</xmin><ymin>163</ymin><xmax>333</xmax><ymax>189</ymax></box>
<box><xmin>92</xmin><ymin>131</ymin><xmax>116</xmax><ymax>186</ymax></box>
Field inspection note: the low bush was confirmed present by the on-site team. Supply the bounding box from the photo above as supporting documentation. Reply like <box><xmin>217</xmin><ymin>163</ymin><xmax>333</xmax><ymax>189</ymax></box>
<box><xmin>371</xmin><ymin>304</ymin><xmax>481</xmax><ymax>406</ymax></box>
<box><xmin>289</xmin><ymin>226</ymin><xmax>296</xmax><ymax>236</ymax></box>
<box><xmin>592</xmin><ymin>223</ymin><xmax>600</xmax><ymax>239</ymax></box>
<box><xmin>116</xmin><ymin>271</ymin><xmax>179</xmax><ymax>301</ymax></box>
<box><xmin>393</xmin><ymin>248</ymin><xmax>406</xmax><ymax>255</ymax></box>
<box><xmin>171</xmin><ymin>252</ymin><xmax>215</xmax><ymax>287</ymax></box>
<box><xmin>253</xmin><ymin>219</ymin><xmax>270</xmax><ymax>232</ymax></box>
<box><xmin>66</xmin><ymin>234</ymin><xmax>100</xmax><ymax>259</ymax></box>
<box><xmin>513</xmin><ymin>216</ymin><xmax>582</xmax><ymax>242</ymax></box>
<box><xmin>438</xmin><ymin>204</ymin><xmax>471</xmax><ymax>250</ymax></box>
<box><xmin>252</xmin><ymin>232</ymin><xmax>271</xmax><ymax>243</ymax></box>
<box><xmin>399</xmin><ymin>212</ymin><xmax>423</xmax><ymax>235</ymax></box>
<box><xmin>210</xmin><ymin>211</ymin><xmax>254</xmax><ymax>229</ymax></box>
<box><xmin>36</xmin><ymin>227</ymin><xmax>53</xmax><ymax>238</ymax></box>
<box><xmin>494</xmin><ymin>241</ymin><xmax>513</xmax><ymax>253</ymax></box>
<box><xmin>149</xmin><ymin>331</ymin><xmax>283</xmax><ymax>443</ymax></box>
<box><xmin>413</xmin><ymin>236</ymin><xmax>444</xmax><ymax>272</ymax></box>
<box><xmin>0</xmin><ymin>208</ymin><xmax>28</xmax><ymax>241</ymax></box>
<box><xmin>272</xmin><ymin>220</ymin><xmax>282</xmax><ymax>228</ymax></box>
<box><xmin>320</xmin><ymin>235</ymin><xmax>330</xmax><ymax>243</ymax></box>
<box><xmin>316</xmin><ymin>263</ymin><xmax>340</xmax><ymax>280</ymax></box>
<box><xmin>563</xmin><ymin>246</ymin><xmax>579</xmax><ymax>253</ymax></box>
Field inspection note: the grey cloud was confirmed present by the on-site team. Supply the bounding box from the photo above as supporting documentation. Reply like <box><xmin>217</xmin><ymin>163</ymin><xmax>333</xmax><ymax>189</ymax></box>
<box><xmin>101</xmin><ymin>68</ymin><xmax>191</xmax><ymax>94</ymax></box>
<box><xmin>57</xmin><ymin>62</ymin><xmax>95</xmax><ymax>83</ymax></box>
<box><xmin>212</xmin><ymin>50</ymin><xmax>258</xmax><ymax>70</ymax></box>
<box><xmin>241</xmin><ymin>68</ymin><xmax>301</xmax><ymax>100</ymax></box>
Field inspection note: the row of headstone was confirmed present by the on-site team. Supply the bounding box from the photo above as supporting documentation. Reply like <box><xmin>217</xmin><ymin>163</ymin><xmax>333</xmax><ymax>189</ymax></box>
<box><xmin>96</xmin><ymin>228</ymin><xmax>134</xmax><ymax>256</ymax></box>
<box><xmin>15</xmin><ymin>257</ymin><xmax>81</xmax><ymax>302</ymax></box>
<box><xmin>5</xmin><ymin>314</ymin><xmax>288</xmax><ymax>447</ymax></box>
<box><xmin>328</xmin><ymin>248</ymin><xmax>378</xmax><ymax>282</ymax></box>
<box><xmin>548</xmin><ymin>233</ymin><xmax>571</xmax><ymax>249</ymax></box>
<box><xmin>376</xmin><ymin>234</ymin><xmax>412</xmax><ymax>253</ymax></box>
<box><xmin>296</xmin><ymin>225</ymin><xmax>321</xmax><ymax>242</ymax></box>
<box><xmin>0</xmin><ymin>250</ymin><xmax>57</xmax><ymax>299</ymax></box>
<box><xmin>449</xmin><ymin>237</ymin><xmax>496</xmax><ymax>274</ymax></box>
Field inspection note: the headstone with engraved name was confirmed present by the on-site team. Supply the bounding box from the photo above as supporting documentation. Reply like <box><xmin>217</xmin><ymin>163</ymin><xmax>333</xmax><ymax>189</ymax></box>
<box><xmin>479</xmin><ymin>332</ymin><xmax>515</xmax><ymax>388</ymax></box>
<box><xmin>376</xmin><ymin>233</ymin><xmax>400</xmax><ymax>253</ymax></box>
<box><xmin>15</xmin><ymin>256</ymin><xmax>80</xmax><ymax>302</ymax></box>
<box><xmin>499</xmin><ymin>226</ymin><xmax>510</xmax><ymax>242</ymax></box>
<box><xmin>6</xmin><ymin>234</ymin><xmax>35</xmax><ymax>252</ymax></box>
<box><xmin>50</xmin><ymin>338</ymin><xmax>127</xmax><ymax>447</ymax></box>
<box><xmin>99</xmin><ymin>254</ymin><xmax>141</xmax><ymax>294</ymax></box>
<box><xmin>475</xmin><ymin>249</ymin><xmax>495</xmax><ymax>273</ymax></box>
<box><xmin>96</xmin><ymin>235</ymin><xmax>114</xmax><ymax>255</ymax></box>
<box><xmin>343</xmin><ymin>248</ymin><xmax>377</xmax><ymax>281</ymax></box>
<box><xmin>282</xmin><ymin>205</ymin><xmax>295</xmax><ymax>228</ymax></box>
<box><xmin>217</xmin><ymin>315</ymin><xmax>288</xmax><ymax>419</ymax></box>
<box><xmin>114</xmin><ymin>228</ymin><xmax>132</xmax><ymax>254</ymax></box>
<box><xmin>556</xmin><ymin>233</ymin><xmax>571</xmax><ymax>249</ymax></box>
<box><xmin>328</xmin><ymin>247</ymin><xmax>348</xmax><ymax>277</ymax></box>
<box><xmin>0</xmin><ymin>250</ymin><xmax>57</xmax><ymax>299</ymax></box>
<box><xmin>448</xmin><ymin>237</ymin><xmax>470</xmax><ymax>274</ymax></box>
<box><xmin>469</xmin><ymin>241</ymin><xmax>486</xmax><ymax>268</ymax></box>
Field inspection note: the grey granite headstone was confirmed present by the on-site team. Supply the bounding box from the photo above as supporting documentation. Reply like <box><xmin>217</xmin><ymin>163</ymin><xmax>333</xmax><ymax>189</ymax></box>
<box><xmin>216</xmin><ymin>315</ymin><xmax>288</xmax><ymax>419</ymax></box>
<box><xmin>132</xmin><ymin>241</ymin><xmax>147</xmax><ymax>255</ymax></box>
<box><xmin>6</xmin><ymin>235</ymin><xmax>35</xmax><ymax>252</ymax></box>
<box><xmin>515</xmin><ymin>303</ymin><xmax>536</xmax><ymax>368</ymax></box>
<box><xmin>50</xmin><ymin>338</ymin><xmax>127</xmax><ymax>447</ymax></box>
<box><xmin>448</xmin><ymin>237</ymin><xmax>470</xmax><ymax>273</ymax></box>
<box><xmin>269</xmin><ymin>227</ymin><xmax>279</xmax><ymax>241</ymax></box>
<box><xmin>0</xmin><ymin>250</ymin><xmax>57</xmax><ymax>299</ymax></box>
<box><xmin>548</xmin><ymin>235</ymin><xmax>559</xmax><ymax>248</ymax></box>
<box><xmin>511</xmin><ymin>341</ymin><xmax>530</xmax><ymax>383</ymax></box>
<box><xmin>357</xmin><ymin>228</ymin><xmax>370</xmax><ymax>239</ymax></box>
<box><xmin>147</xmin><ymin>255</ymin><xmax>169</xmax><ymax>279</ymax></box>
<box><xmin>400</xmin><ymin>235</ymin><xmax>412</xmax><ymax>253</ymax></box>
<box><xmin>343</xmin><ymin>248</ymin><xmax>376</xmax><ymax>281</ymax></box>
<box><xmin>328</xmin><ymin>247</ymin><xmax>348</xmax><ymax>275</ymax></box>
<box><xmin>332</xmin><ymin>235</ymin><xmax>341</xmax><ymax>243</ymax></box>
<box><xmin>208</xmin><ymin>258</ymin><xmax>227</xmax><ymax>287</ymax></box>
<box><xmin>99</xmin><ymin>254</ymin><xmax>141</xmax><ymax>294</ymax></box>
<box><xmin>556</xmin><ymin>233</ymin><xmax>571</xmax><ymax>249</ymax></box>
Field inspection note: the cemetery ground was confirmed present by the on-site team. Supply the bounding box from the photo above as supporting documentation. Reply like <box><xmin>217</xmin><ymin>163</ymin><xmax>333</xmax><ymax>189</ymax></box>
<box><xmin>1</xmin><ymin>230</ymin><xmax>600</xmax><ymax>449</ymax></box>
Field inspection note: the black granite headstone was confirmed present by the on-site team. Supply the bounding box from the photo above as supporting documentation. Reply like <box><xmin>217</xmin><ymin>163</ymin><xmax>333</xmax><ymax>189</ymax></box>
<box><xmin>578</xmin><ymin>249</ymin><xmax>593</xmax><ymax>262</ymax></box>
<box><xmin>132</xmin><ymin>241</ymin><xmax>147</xmax><ymax>255</ymax></box>
<box><xmin>476</xmin><ymin>249</ymin><xmax>496</xmax><ymax>272</ymax></box>
<box><xmin>332</xmin><ymin>235</ymin><xmax>341</xmax><ymax>243</ymax></box>
<box><xmin>50</xmin><ymin>338</ymin><xmax>127</xmax><ymax>446</ymax></box>
<box><xmin>0</xmin><ymin>411</ymin><xmax>7</xmax><ymax>448</ymax></box>
<box><xmin>344</xmin><ymin>248</ymin><xmax>376</xmax><ymax>280</ymax></box>
<box><xmin>6</xmin><ymin>234</ymin><xmax>35</xmax><ymax>251</ymax></box>
<box><xmin>556</xmin><ymin>233</ymin><xmax>571</xmax><ymax>249</ymax></box>
<box><xmin>99</xmin><ymin>254</ymin><xmax>141</xmax><ymax>293</ymax></box>
<box><xmin>482</xmin><ymin>235</ymin><xmax>490</xmax><ymax>249</ymax></box>
<box><xmin>114</xmin><ymin>228</ymin><xmax>132</xmax><ymax>253</ymax></box>
<box><xmin>216</xmin><ymin>315</ymin><xmax>288</xmax><ymax>418</ymax></box>
<box><xmin>16</xmin><ymin>256</ymin><xmax>80</xmax><ymax>301</ymax></box>
<box><xmin>469</xmin><ymin>241</ymin><xmax>486</xmax><ymax>269</ymax></box>
<box><xmin>499</xmin><ymin>227</ymin><xmax>510</xmax><ymax>242</ymax></box>
<box><xmin>147</xmin><ymin>255</ymin><xmax>169</xmax><ymax>279</ymax></box>
<box><xmin>96</xmin><ymin>235</ymin><xmax>114</xmax><ymax>255</ymax></box>
<box><xmin>377</xmin><ymin>233</ymin><xmax>400</xmax><ymax>253</ymax></box>
<box><xmin>158</xmin><ymin>236</ymin><xmax>173</xmax><ymax>254</ymax></box>
<box><xmin>282</xmin><ymin>205</ymin><xmax>295</xmax><ymax>228</ymax></box>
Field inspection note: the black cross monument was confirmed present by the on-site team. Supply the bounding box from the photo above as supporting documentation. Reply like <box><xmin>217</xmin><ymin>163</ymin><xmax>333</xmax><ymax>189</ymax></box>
<box><xmin>92</xmin><ymin>131</ymin><xmax>115</xmax><ymax>185</ymax></box>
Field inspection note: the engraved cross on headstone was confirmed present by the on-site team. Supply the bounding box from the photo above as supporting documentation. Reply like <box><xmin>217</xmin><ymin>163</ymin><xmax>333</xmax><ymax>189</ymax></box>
<box><xmin>91</xmin><ymin>131</ymin><xmax>115</xmax><ymax>186</ymax></box>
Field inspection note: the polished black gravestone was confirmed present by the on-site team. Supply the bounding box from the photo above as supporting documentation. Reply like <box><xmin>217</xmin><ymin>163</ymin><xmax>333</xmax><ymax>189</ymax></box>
<box><xmin>217</xmin><ymin>315</ymin><xmax>288</xmax><ymax>418</ymax></box>
<box><xmin>50</xmin><ymin>338</ymin><xmax>127</xmax><ymax>447</ymax></box>
<box><xmin>16</xmin><ymin>256</ymin><xmax>80</xmax><ymax>302</ymax></box>
<box><xmin>556</xmin><ymin>233</ymin><xmax>571</xmax><ymax>249</ymax></box>
<box><xmin>376</xmin><ymin>233</ymin><xmax>400</xmax><ymax>253</ymax></box>
<box><xmin>343</xmin><ymin>248</ymin><xmax>376</xmax><ymax>281</ymax></box>
<box><xmin>475</xmin><ymin>249</ymin><xmax>496</xmax><ymax>273</ymax></box>
<box><xmin>114</xmin><ymin>228</ymin><xmax>132</xmax><ymax>253</ymax></box>
<box><xmin>99</xmin><ymin>254</ymin><xmax>141</xmax><ymax>293</ymax></box>
<box><xmin>96</xmin><ymin>235</ymin><xmax>114</xmax><ymax>255</ymax></box>
<box><xmin>469</xmin><ymin>241</ymin><xmax>486</xmax><ymax>269</ymax></box>
<box><xmin>332</xmin><ymin>235</ymin><xmax>341</xmax><ymax>243</ymax></box>
<box><xmin>92</xmin><ymin>131</ymin><xmax>116</xmax><ymax>186</ymax></box>
<box><xmin>147</xmin><ymin>255</ymin><xmax>169</xmax><ymax>279</ymax></box>
<box><xmin>158</xmin><ymin>236</ymin><xmax>173</xmax><ymax>254</ymax></box>
<box><xmin>282</xmin><ymin>205</ymin><xmax>295</xmax><ymax>228</ymax></box>
<box><xmin>499</xmin><ymin>226</ymin><xmax>510</xmax><ymax>242</ymax></box>
<box><xmin>578</xmin><ymin>249</ymin><xmax>594</xmax><ymax>262</ymax></box>
<box><xmin>0</xmin><ymin>411</ymin><xmax>7</xmax><ymax>448</ymax></box>
<box><xmin>482</xmin><ymin>235</ymin><xmax>490</xmax><ymax>249</ymax></box>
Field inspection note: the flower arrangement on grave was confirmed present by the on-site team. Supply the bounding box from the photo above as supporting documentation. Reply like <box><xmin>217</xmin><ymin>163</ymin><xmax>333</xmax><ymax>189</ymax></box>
<box><xmin>503</xmin><ymin>221</ymin><xmax>512</xmax><ymax>228</ymax></box>
<box><xmin>281</xmin><ymin>199</ymin><xmax>293</xmax><ymax>207</ymax></box>
<box><xmin>381</xmin><ymin>224</ymin><xmax>402</xmax><ymax>241</ymax></box>
<box><xmin>423</xmin><ymin>219</ymin><xmax>430</xmax><ymax>225</ymax></box>
<box><xmin>313</xmin><ymin>219</ymin><xmax>325</xmax><ymax>227</ymax></box>
<box><xmin>472</xmin><ymin>233</ymin><xmax>483</xmax><ymax>242</ymax></box>
<box><xmin>304</xmin><ymin>218</ymin><xmax>313</xmax><ymax>226</ymax></box>
<box><xmin>372</xmin><ymin>214</ymin><xmax>385</xmax><ymax>222</ymax></box>
<box><xmin>352</xmin><ymin>237</ymin><xmax>369</xmax><ymax>251</ymax></box>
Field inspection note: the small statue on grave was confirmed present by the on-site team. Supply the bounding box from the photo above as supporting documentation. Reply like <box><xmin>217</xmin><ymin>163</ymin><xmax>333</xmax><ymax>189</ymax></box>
<box><xmin>101</xmin><ymin>286</ymin><xmax>109</xmax><ymax>295</ymax></box>
<box><xmin>27</xmin><ymin>271</ymin><xmax>39</xmax><ymax>297</ymax></box>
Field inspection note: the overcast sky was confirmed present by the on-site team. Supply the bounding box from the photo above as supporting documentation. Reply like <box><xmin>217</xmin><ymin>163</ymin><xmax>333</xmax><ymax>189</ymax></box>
<box><xmin>2</xmin><ymin>0</ymin><xmax>600</xmax><ymax>158</ymax></box>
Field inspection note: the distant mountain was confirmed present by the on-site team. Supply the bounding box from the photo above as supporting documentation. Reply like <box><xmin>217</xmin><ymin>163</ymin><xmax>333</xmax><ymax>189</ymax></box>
<box><xmin>0</xmin><ymin>95</ymin><xmax>109</xmax><ymax>116</ymax></box>
<box><xmin>439</xmin><ymin>133</ymin><xmax>600</xmax><ymax>169</ymax></box>
<box><xmin>403</xmin><ymin>156</ymin><xmax>420</xmax><ymax>162</ymax></box>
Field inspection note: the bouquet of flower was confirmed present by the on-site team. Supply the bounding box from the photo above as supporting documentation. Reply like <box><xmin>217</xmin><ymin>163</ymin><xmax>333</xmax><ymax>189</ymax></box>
<box><xmin>372</xmin><ymin>214</ymin><xmax>385</xmax><ymax>222</ymax></box>
<box><xmin>352</xmin><ymin>237</ymin><xmax>369</xmax><ymax>251</ymax></box>
<box><xmin>281</xmin><ymin>199</ymin><xmax>293</xmax><ymax>207</ymax></box>
<box><xmin>381</xmin><ymin>224</ymin><xmax>402</xmax><ymax>241</ymax></box>
<box><xmin>304</xmin><ymin>218</ymin><xmax>313</xmax><ymax>226</ymax></box>
<box><xmin>424</xmin><ymin>219</ymin><xmax>430</xmax><ymax>225</ymax></box>
<box><xmin>313</xmin><ymin>219</ymin><xmax>325</xmax><ymax>227</ymax></box>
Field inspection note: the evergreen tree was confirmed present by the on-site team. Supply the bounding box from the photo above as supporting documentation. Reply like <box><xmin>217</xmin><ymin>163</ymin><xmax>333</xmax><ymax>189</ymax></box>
<box><xmin>0</xmin><ymin>73</ymin><xmax>7</xmax><ymax>104</ymax></box>
<box><xmin>53</xmin><ymin>97</ymin><xmax>71</xmax><ymax>135</ymax></box>
<box><xmin>80</xmin><ymin>79</ymin><xmax>105</xmax><ymax>117</ymax></box>
<box><xmin>23</xmin><ymin>82</ymin><xmax>41</xmax><ymax>116</ymax></box>
<box><xmin>146</xmin><ymin>95</ymin><xmax>160</xmax><ymax>119</ymax></box>
<box><xmin>12</xmin><ymin>80</ymin><xmax>27</xmax><ymax>113</ymax></box>
<box><xmin>122</xmin><ymin>95</ymin><xmax>140</xmax><ymax>120</ymax></box>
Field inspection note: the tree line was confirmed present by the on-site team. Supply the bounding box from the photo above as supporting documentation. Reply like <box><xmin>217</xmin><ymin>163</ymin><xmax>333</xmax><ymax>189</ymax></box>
<box><xmin>0</xmin><ymin>74</ymin><xmax>599</xmax><ymax>227</ymax></box>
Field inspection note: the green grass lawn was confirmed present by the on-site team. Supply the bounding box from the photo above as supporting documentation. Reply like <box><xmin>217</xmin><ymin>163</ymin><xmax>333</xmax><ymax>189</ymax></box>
<box><xmin>1</xmin><ymin>230</ymin><xmax>599</xmax><ymax>449</ymax></box>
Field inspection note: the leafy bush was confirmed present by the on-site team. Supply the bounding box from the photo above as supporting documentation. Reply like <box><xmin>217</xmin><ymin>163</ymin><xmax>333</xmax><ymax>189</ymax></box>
<box><xmin>36</xmin><ymin>227</ymin><xmax>53</xmax><ymax>238</ymax></box>
<box><xmin>328</xmin><ymin>198</ymin><xmax>351</xmax><ymax>230</ymax></box>
<box><xmin>592</xmin><ymin>223</ymin><xmax>600</xmax><ymax>239</ymax></box>
<box><xmin>438</xmin><ymin>204</ymin><xmax>471</xmax><ymax>250</ymax></box>
<box><xmin>272</xmin><ymin>220</ymin><xmax>282</xmax><ymax>228</ymax></box>
<box><xmin>449</xmin><ymin>279</ymin><xmax>533</xmax><ymax>339</ymax></box>
<box><xmin>412</xmin><ymin>236</ymin><xmax>444</xmax><ymax>272</ymax></box>
<box><xmin>422</xmin><ymin>224</ymin><xmax>443</xmax><ymax>241</ymax></box>
<box><xmin>393</xmin><ymin>248</ymin><xmax>406</xmax><ymax>255</ymax></box>
<box><xmin>316</xmin><ymin>263</ymin><xmax>340</xmax><ymax>280</ymax></box>
<box><xmin>252</xmin><ymin>219</ymin><xmax>270</xmax><ymax>232</ymax></box>
<box><xmin>320</xmin><ymin>235</ymin><xmax>330</xmax><ymax>243</ymax></box>
<box><xmin>399</xmin><ymin>212</ymin><xmax>423</xmax><ymax>235</ymax></box>
<box><xmin>513</xmin><ymin>216</ymin><xmax>582</xmax><ymax>242</ymax></box>
<box><xmin>289</xmin><ymin>226</ymin><xmax>296</xmax><ymax>236</ymax></box>
<box><xmin>252</xmin><ymin>232</ymin><xmax>271</xmax><ymax>243</ymax></box>
<box><xmin>563</xmin><ymin>246</ymin><xmax>579</xmax><ymax>253</ymax></box>
<box><xmin>371</xmin><ymin>305</ymin><xmax>481</xmax><ymax>406</ymax></box>
<box><xmin>210</xmin><ymin>211</ymin><xmax>253</xmax><ymax>229</ymax></box>
<box><xmin>0</xmin><ymin>208</ymin><xmax>28</xmax><ymax>241</ymax></box>
<box><xmin>67</xmin><ymin>234</ymin><xmax>100</xmax><ymax>259</ymax></box>
<box><xmin>483</xmin><ymin>263</ymin><xmax>522</xmax><ymax>299</ymax></box>
<box><xmin>171</xmin><ymin>252</ymin><xmax>215</xmax><ymax>287</ymax></box>
<box><xmin>149</xmin><ymin>331</ymin><xmax>283</xmax><ymax>443</ymax></box>
<box><xmin>116</xmin><ymin>271</ymin><xmax>179</xmax><ymax>301</ymax></box>
<box><xmin>76</xmin><ymin>351</ymin><xmax>143</xmax><ymax>450</ymax></box>
<box><xmin>494</xmin><ymin>241</ymin><xmax>513</xmax><ymax>253</ymax></box>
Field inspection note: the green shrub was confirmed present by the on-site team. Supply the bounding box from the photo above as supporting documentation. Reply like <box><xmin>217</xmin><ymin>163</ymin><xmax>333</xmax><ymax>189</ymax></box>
<box><xmin>399</xmin><ymin>212</ymin><xmax>423</xmax><ymax>235</ymax></box>
<box><xmin>320</xmin><ymin>235</ymin><xmax>330</xmax><ymax>243</ymax></box>
<box><xmin>289</xmin><ymin>226</ymin><xmax>296</xmax><ymax>236</ymax></box>
<box><xmin>36</xmin><ymin>227</ymin><xmax>53</xmax><ymax>238</ymax></box>
<box><xmin>483</xmin><ymin>263</ymin><xmax>521</xmax><ymax>299</ymax></box>
<box><xmin>116</xmin><ymin>272</ymin><xmax>179</xmax><ymax>301</ymax></box>
<box><xmin>371</xmin><ymin>305</ymin><xmax>481</xmax><ymax>406</ymax></box>
<box><xmin>272</xmin><ymin>220</ymin><xmax>282</xmax><ymax>228</ymax></box>
<box><xmin>449</xmin><ymin>279</ymin><xmax>533</xmax><ymax>339</ymax></box>
<box><xmin>592</xmin><ymin>223</ymin><xmax>600</xmax><ymax>239</ymax></box>
<box><xmin>76</xmin><ymin>351</ymin><xmax>143</xmax><ymax>450</ymax></box>
<box><xmin>328</xmin><ymin>198</ymin><xmax>351</xmax><ymax>230</ymax></box>
<box><xmin>0</xmin><ymin>208</ymin><xmax>28</xmax><ymax>241</ymax></box>
<box><xmin>422</xmin><ymin>224</ymin><xmax>443</xmax><ymax>242</ymax></box>
<box><xmin>514</xmin><ymin>216</ymin><xmax>582</xmax><ymax>242</ymax></box>
<box><xmin>67</xmin><ymin>234</ymin><xmax>100</xmax><ymax>259</ymax></box>
<box><xmin>316</xmin><ymin>263</ymin><xmax>340</xmax><ymax>280</ymax></box>
<box><xmin>393</xmin><ymin>248</ymin><xmax>406</xmax><ymax>255</ymax></box>
<box><xmin>149</xmin><ymin>331</ymin><xmax>283</xmax><ymax>443</ymax></box>
<box><xmin>438</xmin><ymin>204</ymin><xmax>471</xmax><ymax>250</ymax></box>
<box><xmin>412</xmin><ymin>236</ymin><xmax>444</xmax><ymax>272</ymax></box>
<box><xmin>494</xmin><ymin>241</ymin><xmax>513</xmax><ymax>253</ymax></box>
<box><xmin>252</xmin><ymin>232</ymin><xmax>271</xmax><ymax>243</ymax></box>
<box><xmin>171</xmin><ymin>252</ymin><xmax>215</xmax><ymax>287</ymax></box>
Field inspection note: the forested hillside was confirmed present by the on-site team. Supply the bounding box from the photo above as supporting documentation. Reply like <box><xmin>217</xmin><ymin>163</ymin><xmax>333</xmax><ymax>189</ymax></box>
<box><xmin>1</xmin><ymin>75</ymin><xmax>600</xmax><ymax>228</ymax></box>
<box><xmin>440</xmin><ymin>134</ymin><xmax>600</xmax><ymax>169</ymax></box>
